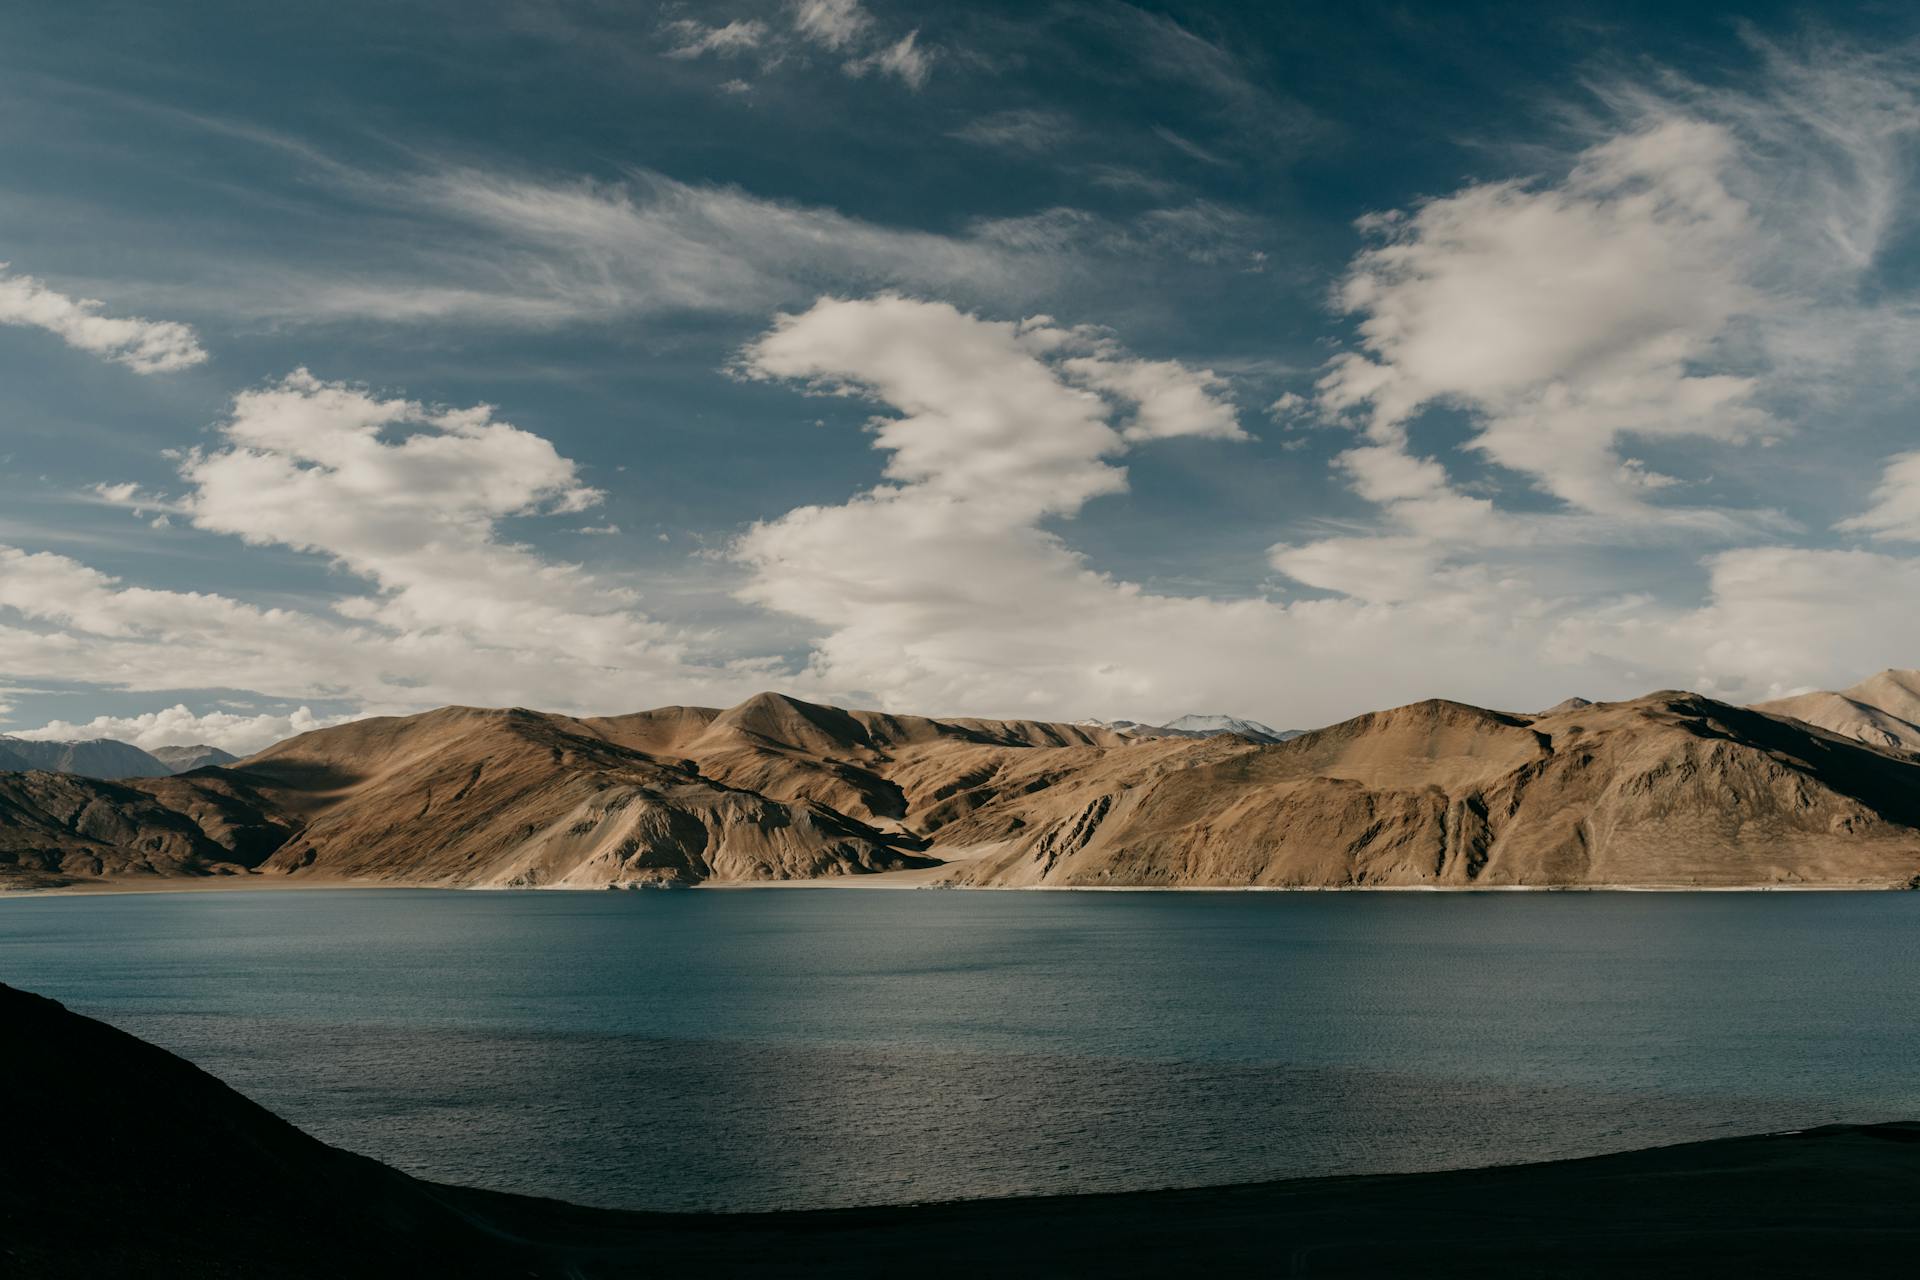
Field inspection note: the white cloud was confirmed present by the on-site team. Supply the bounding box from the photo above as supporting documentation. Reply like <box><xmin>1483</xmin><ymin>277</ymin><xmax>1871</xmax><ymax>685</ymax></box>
<box><xmin>1267</xmin><ymin>536</ymin><xmax>1448</xmax><ymax>606</ymax></box>
<box><xmin>300</xmin><ymin>169</ymin><xmax>1077</xmax><ymax>322</ymax></box>
<box><xmin>1602</xmin><ymin>547</ymin><xmax>1920</xmax><ymax>701</ymax></box>
<box><xmin>663</xmin><ymin>19</ymin><xmax>767</xmax><ymax>60</ymax></box>
<box><xmin>1263</xmin><ymin>37</ymin><xmax>1920</xmax><ymax>700</ymax></box>
<box><xmin>728</xmin><ymin>294</ymin><xmax>1920</xmax><ymax>725</ymax></box>
<box><xmin>1153</xmin><ymin>126</ymin><xmax>1229</xmax><ymax>167</ymax></box>
<box><xmin>1838</xmin><ymin>451</ymin><xmax>1920</xmax><ymax>541</ymax></box>
<box><xmin>1301</xmin><ymin>39</ymin><xmax>1920</xmax><ymax>570</ymax></box>
<box><xmin>949</xmin><ymin>109</ymin><xmax>1073</xmax><ymax>152</ymax></box>
<box><xmin>9</xmin><ymin>704</ymin><xmax>356</xmax><ymax>755</ymax></box>
<box><xmin>173</xmin><ymin>371</ymin><xmax>685</xmax><ymax>672</ymax></box>
<box><xmin>791</xmin><ymin>0</ymin><xmax>870</xmax><ymax>51</ymax></box>
<box><xmin>667</xmin><ymin>2</ymin><xmax>931</xmax><ymax>90</ymax></box>
<box><xmin>727</xmin><ymin>296</ymin><xmax>1588</xmax><ymax>722</ymax></box>
<box><xmin>844</xmin><ymin>30</ymin><xmax>930</xmax><ymax>90</ymax></box>
<box><xmin>0</xmin><ymin>265</ymin><xmax>206</xmax><ymax>373</ymax></box>
<box><xmin>1319</xmin><ymin>119</ymin><xmax>1767</xmax><ymax>517</ymax></box>
<box><xmin>0</xmin><ymin>374</ymin><xmax>751</xmax><ymax>719</ymax></box>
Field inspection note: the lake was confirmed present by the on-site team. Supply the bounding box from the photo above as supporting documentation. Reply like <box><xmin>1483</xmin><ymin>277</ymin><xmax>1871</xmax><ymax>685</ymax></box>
<box><xmin>3</xmin><ymin>888</ymin><xmax>1918</xmax><ymax>1211</ymax></box>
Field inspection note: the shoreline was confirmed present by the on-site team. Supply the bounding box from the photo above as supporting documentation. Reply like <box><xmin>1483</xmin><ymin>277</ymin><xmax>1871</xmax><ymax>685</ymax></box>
<box><xmin>2</xmin><ymin>874</ymin><xmax>1909</xmax><ymax>900</ymax></box>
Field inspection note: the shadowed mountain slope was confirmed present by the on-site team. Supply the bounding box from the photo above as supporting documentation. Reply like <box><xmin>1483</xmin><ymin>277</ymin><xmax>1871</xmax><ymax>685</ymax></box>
<box><xmin>5</xmin><ymin>983</ymin><xmax>1920</xmax><ymax>1278</ymax></box>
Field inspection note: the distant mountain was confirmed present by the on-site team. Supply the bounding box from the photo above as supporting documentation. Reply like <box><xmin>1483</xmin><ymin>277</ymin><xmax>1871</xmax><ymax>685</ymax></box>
<box><xmin>8</xmin><ymin>686</ymin><xmax>1920</xmax><ymax>892</ymax></box>
<box><xmin>1158</xmin><ymin>714</ymin><xmax>1300</xmax><ymax>743</ymax></box>
<box><xmin>0</xmin><ymin>740</ymin><xmax>29</xmax><ymax>772</ymax></box>
<box><xmin>1074</xmin><ymin>715</ymin><xmax>1302</xmax><ymax>743</ymax></box>
<box><xmin>1539</xmin><ymin>697</ymin><xmax>1594</xmax><ymax>715</ymax></box>
<box><xmin>0</xmin><ymin>736</ymin><xmax>171</xmax><ymax>779</ymax></box>
<box><xmin>1754</xmin><ymin>670</ymin><xmax>1920</xmax><ymax>753</ymax></box>
<box><xmin>148</xmin><ymin>743</ymin><xmax>240</xmax><ymax>773</ymax></box>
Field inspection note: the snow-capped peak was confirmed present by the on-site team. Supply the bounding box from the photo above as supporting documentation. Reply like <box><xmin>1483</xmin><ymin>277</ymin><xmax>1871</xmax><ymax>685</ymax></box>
<box><xmin>1157</xmin><ymin>714</ymin><xmax>1296</xmax><ymax>742</ymax></box>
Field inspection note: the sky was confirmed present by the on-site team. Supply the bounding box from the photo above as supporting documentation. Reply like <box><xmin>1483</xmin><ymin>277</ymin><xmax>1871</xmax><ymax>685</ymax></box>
<box><xmin>3</xmin><ymin>0</ymin><xmax>1920</xmax><ymax>751</ymax></box>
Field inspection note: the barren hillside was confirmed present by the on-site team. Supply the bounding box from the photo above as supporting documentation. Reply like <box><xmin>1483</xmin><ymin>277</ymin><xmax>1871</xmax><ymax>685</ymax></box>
<box><xmin>5</xmin><ymin>685</ymin><xmax>1920</xmax><ymax>891</ymax></box>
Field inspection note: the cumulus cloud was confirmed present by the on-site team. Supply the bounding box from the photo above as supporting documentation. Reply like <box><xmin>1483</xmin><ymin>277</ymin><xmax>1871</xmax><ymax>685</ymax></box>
<box><xmin>727</xmin><ymin>297</ymin><xmax>1593</xmax><ymax>720</ymax></box>
<box><xmin>1608</xmin><ymin>547</ymin><xmax>1920</xmax><ymax>701</ymax></box>
<box><xmin>9</xmin><ymin>704</ymin><xmax>355</xmax><ymax>755</ymax></box>
<box><xmin>1319</xmin><ymin>119</ymin><xmax>1767</xmax><ymax>517</ymax></box>
<box><xmin>172</xmin><ymin>371</ymin><xmax>693</xmax><ymax>672</ymax></box>
<box><xmin>1268</xmin><ymin>35</ymin><xmax>1920</xmax><ymax>687</ymax></box>
<box><xmin>0</xmin><ymin>374</ymin><xmax>751</xmax><ymax>721</ymax></box>
<box><xmin>1294</xmin><ymin>35</ymin><xmax>1920</xmax><ymax>576</ymax></box>
<box><xmin>1838</xmin><ymin>451</ymin><xmax>1920</xmax><ymax>542</ymax></box>
<box><xmin>725</xmin><ymin>294</ymin><xmax>1920</xmax><ymax>724</ymax></box>
<box><xmin>0</xmin><ymin>265</ymin><xmax>206</xmax><ymax>373</ymax></box>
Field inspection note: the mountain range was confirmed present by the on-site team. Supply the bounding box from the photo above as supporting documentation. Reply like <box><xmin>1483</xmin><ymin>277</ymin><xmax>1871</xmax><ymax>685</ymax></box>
<box><xmin>0</xmin><ymin>736</ymin><xmax>236</xmax><ymax>779</ymax></box>
<box><xmin>4</xmin><ymin>673</ymin><xmax>1920</xmax><ymax>892</ymax></box>
<box><xmin>1073</xmin><ymin>715</ymin><xmax>1300</xmax><ymax>744</ymax></box>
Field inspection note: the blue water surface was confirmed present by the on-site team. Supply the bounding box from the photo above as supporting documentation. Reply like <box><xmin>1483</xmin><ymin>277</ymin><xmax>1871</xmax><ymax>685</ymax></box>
<box><xmin>3</xmin><ymin>888</ymin><xmax>1917</xmax><ymax>1210</ymax></box>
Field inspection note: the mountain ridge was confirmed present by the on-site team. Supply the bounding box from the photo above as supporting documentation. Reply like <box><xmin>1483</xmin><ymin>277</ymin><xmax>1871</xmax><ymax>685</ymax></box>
<box><xmin>4</xmin><ymin>683</ymin><xmax>1919</xmax><ymax>892</ymax></box>
<box><xmin>0</xmin><ymin>735</ymin><xmax>174</xmax><ymax>779</ymax></box>
<box><xmin>1754</xmin><ymin>669</ymin><xmax>1920</xmax><ymax>752</ymax></box>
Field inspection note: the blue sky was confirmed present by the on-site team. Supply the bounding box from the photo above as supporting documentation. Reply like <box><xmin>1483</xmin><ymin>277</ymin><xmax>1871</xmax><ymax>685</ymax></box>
<box><xmin>3</xmin><ymin>0</ymin><xmax>1919</xmax><ymax>750</ymax></box>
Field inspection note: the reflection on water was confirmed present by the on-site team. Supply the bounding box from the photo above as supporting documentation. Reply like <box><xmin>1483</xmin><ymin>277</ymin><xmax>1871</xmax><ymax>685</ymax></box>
<box><xmin>3</xmin><ymin>888</ymin><xmax>1918</xmax><ymax>1210</ymax></box>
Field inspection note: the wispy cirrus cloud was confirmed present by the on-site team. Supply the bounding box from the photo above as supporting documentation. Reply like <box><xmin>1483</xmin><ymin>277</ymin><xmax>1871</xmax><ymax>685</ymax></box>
<box><xmin>949</xmin><ymin>108</ymin><xmax>1075</xmax><ymax>152</ymax></box>
<box><xmin>134</xmin><ymin>157</ymin><xmax>1271</xmax><ymax>328</ymax></box>
<box><xmin>667</xmin><ymin>0</ymin><xmax>933</xmax><ymax>91</ymax></box>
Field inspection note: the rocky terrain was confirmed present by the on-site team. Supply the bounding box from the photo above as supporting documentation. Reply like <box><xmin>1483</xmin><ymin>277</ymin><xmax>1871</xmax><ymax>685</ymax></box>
<box><xmin>6</xmin><ymin>981</ymin><xmax>1920</xmax><ymax>1277</ymax></box>
<box><xmin>5</xmin><ymin>679</ymin><xmax>1920</xmax><ymax>891</ymax></box>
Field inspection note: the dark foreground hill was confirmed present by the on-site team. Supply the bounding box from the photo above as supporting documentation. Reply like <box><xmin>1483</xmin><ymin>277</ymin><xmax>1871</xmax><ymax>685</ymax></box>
<box><xmin>4</xmin><ymin>982</ymin><xmax>1919</xmax><ymax>1278</ymax></box>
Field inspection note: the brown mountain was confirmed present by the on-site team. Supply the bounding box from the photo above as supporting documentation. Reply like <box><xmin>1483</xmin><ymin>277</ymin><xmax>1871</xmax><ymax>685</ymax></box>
<box><xmin>939</xmin><ymin>693</ymin><xmax>1920</xmax><ymax>888</ymax></box>
<box><xmin>1754</xmin><ymin>668</ymin><xmax>1920</xmax><ymax>753</ymax></box>
<box><xmin>241</xmin><ymin>704</ymin><xmax>933</xmax><ymax>888</ymax></box>
<box><xmin>4</xmin><ymin>685</ymin><xmax>1920</xmax><ymax>892</ymax></box>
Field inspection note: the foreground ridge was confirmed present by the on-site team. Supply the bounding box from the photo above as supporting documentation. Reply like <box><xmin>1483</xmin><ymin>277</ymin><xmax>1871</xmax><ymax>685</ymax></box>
<box><xmin>4</xmin><ymin>686</ymin><xmax>1920</xmax><ymax>891</ymax></box>
<box><xmin>4</xmin><ymin>982</ymin><xmax>1919</xmax><ymax>1278</ymax></box>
